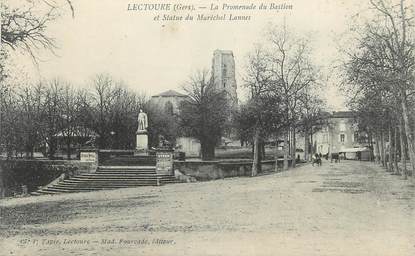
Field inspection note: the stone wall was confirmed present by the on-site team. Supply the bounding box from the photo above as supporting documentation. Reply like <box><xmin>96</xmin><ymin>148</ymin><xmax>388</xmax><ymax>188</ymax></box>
<box><xmin>174</xmin><ymin>160</ymin><xmax>279</xmax><ymax>181</ymax></box>
<box><xmin>0</xmin><ymin>160</ymin><xmax>96</xmax><ymax>198</ymax></box>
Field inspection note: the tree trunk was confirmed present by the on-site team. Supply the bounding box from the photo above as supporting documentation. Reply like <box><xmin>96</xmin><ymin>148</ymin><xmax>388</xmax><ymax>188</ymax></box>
<box><xmin>259</xmin><ymin>139</ymin><xmax>263</xmax><ymax>172</ymax></box>
<box><xmin>304</xmin><ymin>129</ymin><xmax>309</xmax><ymax>161</ymax></box>
<box><xmin>283</xmin><ymin>129</ymin><xmax>289</xmax><ymax>170</ymax></box>
<box><xmin>292</xmin><ymin>126</ymin><xmax>296</xmax><ymax>168</ymax></box>
<box><xmin>261</xmin><ymin>139</ymin><xmax>265</xmax><ymax>160</ymax></box>
<box><xmin>400</xmin><ymin>95</ymin><xmax>415</xmax><ymax>178</ymax></box>
<box><xmin>399</xmin><ymin>117</ymin><xmax>408</xmax><ymax>179</ymax></box>
<box><xmin>380</xmin><ymin>131</ymin><xmax>385</xmax><ymax>167</ymax></box>
<box><xmin>252</xmin><ymin>128</ymin><xmax>260</xmax><ymax>176</ymax></box>
<box><xmin>67</xmin><ymin>137</ymin><xmax>71</xmax><ymax>160</ymax></box>
<box><xmin>201</xmin><ymin>140</ymin><xmax>215</xmax><ymax>161</ymax></box>
<box><xmin>387</xmin><ymin>124</ymin><xmax>393</xmax><ymax>172</ymax></box>
<box><xmin>0</xmin><ymin>165</ymin><xmax>5</xmax><ymax>199</ymax></box>
<box><xmin>393</xmin><ymin>126</ymin><xmax>399</xmax><ymax>174</ymax></box>
<box><xmin>375</xmin><ymin>133</ymin><xmax>381</xmax><ymax>164</ymax></box>
<box><xmin>310</xmin><ymin>127</ymin><xmax>314</xmax><ymax>162</ymax></box>
<box><xmin>274</xmin><ymin>134</ymin><xmax>280</xmax><ymax>172</ymax></box>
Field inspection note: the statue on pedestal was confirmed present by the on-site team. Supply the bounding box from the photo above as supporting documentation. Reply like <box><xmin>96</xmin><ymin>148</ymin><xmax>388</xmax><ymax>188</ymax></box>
<box><xmin>137</xmin><ymin>109</ymin><xmax>148</xmax><ymax>132</ymax></box>
<box><xmin>136</xmin><ymin>109</ymin><xmax>148</xmax><ymax>150</ymax></box>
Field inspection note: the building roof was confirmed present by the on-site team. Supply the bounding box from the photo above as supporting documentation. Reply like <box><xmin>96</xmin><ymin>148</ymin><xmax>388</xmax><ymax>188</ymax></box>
<box><xmin>152</xmin><ymin>90</ymin><xmax>188</xmax><ymax>98</ymax></box>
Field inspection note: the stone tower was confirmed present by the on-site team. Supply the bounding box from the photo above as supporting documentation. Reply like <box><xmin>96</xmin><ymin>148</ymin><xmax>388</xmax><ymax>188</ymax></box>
<box><xmin>211</xmin><ymin>49</ymin><xmax>238</xmax><ymax>108</ymax></box>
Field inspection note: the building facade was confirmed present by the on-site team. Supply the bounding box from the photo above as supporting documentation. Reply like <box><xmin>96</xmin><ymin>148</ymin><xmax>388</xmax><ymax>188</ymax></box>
<box><xmin>313</xmin><ymin>111</ymin><xmax>368</xmax><ymax>157</ymax></box>
<box><xmin>296</xmin><ymin>111</ymin><xmax>369</xmax><ymax>159</ymax></box>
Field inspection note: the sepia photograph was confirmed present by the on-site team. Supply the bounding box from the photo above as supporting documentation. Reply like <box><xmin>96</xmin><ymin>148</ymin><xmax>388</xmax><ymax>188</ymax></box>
<box><xmin>0</xmin><ymin>0</ymin><xmax>414</xmax><ymax>255</ymax></box>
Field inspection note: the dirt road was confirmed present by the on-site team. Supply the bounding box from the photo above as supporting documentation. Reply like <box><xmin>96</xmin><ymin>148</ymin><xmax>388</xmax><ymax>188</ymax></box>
<box><xmin>1</xmin><ymin>160</ymin><xmax>414</xmax><ymax>256</ymax></box>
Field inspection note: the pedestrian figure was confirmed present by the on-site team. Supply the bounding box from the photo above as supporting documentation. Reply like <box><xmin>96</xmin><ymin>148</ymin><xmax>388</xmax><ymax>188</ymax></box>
<box><xmin>331</xmin><ymin>153</ymin><xmax>340</xmax><ymax>163</ymax></box>
<box><xmin>312</xmin><ymin>153</ymin><xmax>322</xmax><ymax>166</ymax></box>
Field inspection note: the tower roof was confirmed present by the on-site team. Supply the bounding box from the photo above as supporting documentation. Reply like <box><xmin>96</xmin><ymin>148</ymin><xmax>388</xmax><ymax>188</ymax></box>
<box><xmin>214</xmin><ymin>49</ymin><xmax>234</xmax><ymax>55</ymax></box>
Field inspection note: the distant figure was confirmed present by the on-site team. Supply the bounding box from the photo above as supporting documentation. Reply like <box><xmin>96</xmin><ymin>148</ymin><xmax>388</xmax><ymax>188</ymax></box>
<box><xmin>331</xmin><ymin>153</ymin><xmax>340</xmax><ymax>163</ymax></box>
<box><xmin>312</xmin><ymin>153</ymin><xmax>322</xmax><ymax>166</ymax></box>
<box><xmin>357</xmin><ymin>151</ymin><xmax>362</xmax><ymax>161</ymax></box>
<box><xmin>137</xmin><ymin>109</ymin><xmax>148</xmax><ymax>132</ymax></box>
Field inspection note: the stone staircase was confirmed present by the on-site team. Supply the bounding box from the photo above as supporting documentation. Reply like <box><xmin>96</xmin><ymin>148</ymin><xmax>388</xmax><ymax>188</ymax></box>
<box><xmin>32</xmin><ymin>155</ymin><xmax>180</xmax><ymax>195</ymax></box>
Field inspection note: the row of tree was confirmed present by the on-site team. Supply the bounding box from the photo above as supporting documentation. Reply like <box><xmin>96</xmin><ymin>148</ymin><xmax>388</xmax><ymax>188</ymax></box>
<box><xmin>0</xmin><ymin>75</ymin><xmax>151</xmax><ymax>158</ymax></box>
<box><xmin>343</xmin><ymin>0</ymin><xmax>414</xmax><ymax>179</ymax></box>
<box><xmin>236</xmin><ymin>24</ymin><xmax>327</xmax><ymax>176</ymax></box>
<box><xmin>0</xmin><ymin>72</ymin><xmax>232</xmax><ymax>161</ymax></box>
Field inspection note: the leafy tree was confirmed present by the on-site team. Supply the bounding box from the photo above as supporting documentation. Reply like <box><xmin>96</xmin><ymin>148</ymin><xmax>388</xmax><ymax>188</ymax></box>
<box><xmin>178</xmin><ymin>70</ymin><xmax>230</xmax><ymax>160</ymax></box>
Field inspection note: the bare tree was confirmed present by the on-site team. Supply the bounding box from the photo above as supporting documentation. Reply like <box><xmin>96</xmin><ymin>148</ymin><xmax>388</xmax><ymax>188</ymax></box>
<box><xmin>344</xmin><ymin>0</ymin><xmax>415</xmax><ymax>178</ymax></box>
<box><xmin>42</xmin><ymin>78</ymin><xmax>64</xmax><ymax>157</ymax></box>
<box><xmin>1</xmin><ymin>0</ymin><xmax>74</xmax><ymax>63</ymax></box>
<box><xmin>266</xmin><ymin>24</ymin><xmax>318</xmax><ymax>169</ymax></box>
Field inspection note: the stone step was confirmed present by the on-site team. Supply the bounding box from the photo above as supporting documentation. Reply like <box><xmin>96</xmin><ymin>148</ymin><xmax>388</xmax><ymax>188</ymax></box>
<box><xmin>69</xmin><ymin>177</ymin><xmax>169</xmax><ymax>182</ymax></box>
<box><xmin>52</xmin><ymin>184</ymin><xmax>156</xmax><ymax>190</ymax></box>
<box><xmin>74</xmin><ymin>173</ymin><xmax>159</xmax><ymax>177</ymax></box>
<box><xmin>37</xmin><ymin>187</ymin><xmax>73</xmax><ymax>193</ymax></box>
<box><xmin>73</xmin><ymin>173</ymin><xmax>173</xmax><ymax>177</ymax></box>
<box><xmin>96</xmin><ymin>170</ymin><xmax>156</xmax><ymax>173</ymax></box>
<box><xmin>74</xmin><ymin>174</ymin><xmax>159</xmax><ymax>178</ymax></box>
<box><xmin>31</xmin><ymin>160</ymin><xmax>180</xmax><ymax>195</ymax></box>
<box><xmin>59</xmin><ymin>179</ymin><xmax>162</xmax><ymax>184</ymax></box>
<box><xmin>58</xmin><ymin>182</ymin><xmax>160</xmax><ymax>186</ymax></box>
<box><xmin>94</xmin><ymin>174</ymin><xmax>157</xmax><ymax>177</ymax></box>
<box><xmin>98</xmin><ymin>166</ymin><xmax>156</xmax><ymax>170</ymax></box>
<box><xmin>100</xmin><ymin>158</ymin><xmax>156</xmax><ymax>166</ymax></box>
<box><xmin>46</xmin><ymin>185</ymin><xmax>157</xmax><ymax>191</ymax></box>
<box><xmin>34</xmin><ymin>179</ymin><xmax>180</xmax><ymax>195</ymax></box>
<box><xmin>65</xmin><ymin>179</ymin><xmax>174</xmax><ymax>184</ymax></box>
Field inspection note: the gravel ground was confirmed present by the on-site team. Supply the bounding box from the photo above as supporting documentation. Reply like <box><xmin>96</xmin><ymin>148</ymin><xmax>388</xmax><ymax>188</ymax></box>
<box><xmin>0</xmin><ymin>160</ymin><xmax>414</xmax><ymax>256</ymax></box>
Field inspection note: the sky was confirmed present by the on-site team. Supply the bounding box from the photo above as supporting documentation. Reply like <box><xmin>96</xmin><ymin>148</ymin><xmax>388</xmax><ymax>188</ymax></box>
<box><xmin>8</xmin><ymin>0</ymin><xmax>374</xmax><ymax>110</ymax></box>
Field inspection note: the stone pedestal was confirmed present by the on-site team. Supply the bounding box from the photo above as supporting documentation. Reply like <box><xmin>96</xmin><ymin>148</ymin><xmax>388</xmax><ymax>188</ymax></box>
<box><xmin>136</xmin><ymin>131</ymin><xmax>148</xmax><ymax>150</ymax></box>
<box><xmin>80</xmin><ymin>150</ymin><xmax>97</xmax><ymax>163</ymax></box>
<box><xmin>155</xmin><ymin>149</ymin><xmax>174</xmax><ymax>175</ymax></box>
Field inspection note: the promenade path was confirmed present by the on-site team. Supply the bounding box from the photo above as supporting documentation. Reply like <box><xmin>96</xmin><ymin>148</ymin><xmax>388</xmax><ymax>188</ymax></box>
<box><xmin>0</xmin><ymin>160</ymin><xmax>414</xmax><ymax>256</ymax></box>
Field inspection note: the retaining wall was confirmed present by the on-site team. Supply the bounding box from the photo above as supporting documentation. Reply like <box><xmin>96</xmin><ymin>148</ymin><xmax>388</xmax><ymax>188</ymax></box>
<box><xmin>0</xmin><ymin>159</ymin><xmax>96</xmax><ymax>198</ymax></box>
<box><xmin>174</xmin><ymin>159</ymin><xmax>291</xmax><ymax>181</ymax></box>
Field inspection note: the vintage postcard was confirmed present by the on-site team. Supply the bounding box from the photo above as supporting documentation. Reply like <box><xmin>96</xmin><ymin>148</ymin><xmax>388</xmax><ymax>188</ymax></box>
<box><xmin>1</xmin><ymin>0</ymin><xmax>414</xmax><ymax>255</ymax></box>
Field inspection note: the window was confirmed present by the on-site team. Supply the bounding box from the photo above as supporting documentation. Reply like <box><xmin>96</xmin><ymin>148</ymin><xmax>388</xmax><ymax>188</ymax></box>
<box><xmin>340</xmin><ymin>134</ymin><xmax>345</xmax><ymax>143</ymax></box>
